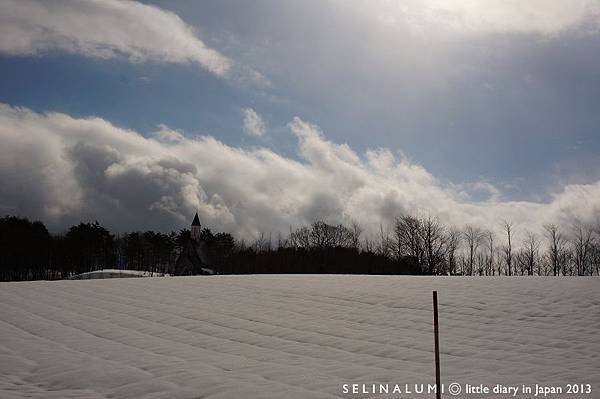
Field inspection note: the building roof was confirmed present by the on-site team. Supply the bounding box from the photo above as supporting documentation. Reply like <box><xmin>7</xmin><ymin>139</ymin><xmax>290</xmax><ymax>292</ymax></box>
<box><xmin>191</xmin><ymin>213</ymin><xmax>201</xmax><ymax>226</ymax></box>
<box><xmin>174</xmin><ymin>234</ymin><xmax>212</xmax><ymax>275</ymax></box>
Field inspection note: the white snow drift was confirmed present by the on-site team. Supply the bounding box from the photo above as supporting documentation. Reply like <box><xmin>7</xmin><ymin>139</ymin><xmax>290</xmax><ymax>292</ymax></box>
<box><xmin>69</xmin><ymin>269</ymin><xmax>167</xmax><ymax>279</ymax></box>
<box><xmin>0</xmin><ymin>275</ymin><xmax>598</xmax><ymax>398</ymax></box>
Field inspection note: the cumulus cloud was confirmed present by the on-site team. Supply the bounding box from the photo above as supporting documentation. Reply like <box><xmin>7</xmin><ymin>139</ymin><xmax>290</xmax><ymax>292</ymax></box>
<box><xmin>243</xmin><ymin>108</ymin><xmax>266</xmax><ymax>137</ymax></box>
<box><xmin>1</xmin><ymin>103</ymin><xmax>599</xmax><ymax>241</ymax></box>
<box><xmin>0</xmin><ymin>0</ymin><xmax>231</xmax><ymax>75</ymax></box>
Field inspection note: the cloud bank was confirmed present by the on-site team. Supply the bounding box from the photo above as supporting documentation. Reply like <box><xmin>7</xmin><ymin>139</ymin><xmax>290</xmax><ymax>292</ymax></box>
<box><xmin>0</xmin><ymin>103</ymin><xmax>598</xmax><ymax>240</ymax></box>
<box><xmin>0</xmin><ymin>0</ymin><xmax>231</xmax><ymax>75</ymax></box>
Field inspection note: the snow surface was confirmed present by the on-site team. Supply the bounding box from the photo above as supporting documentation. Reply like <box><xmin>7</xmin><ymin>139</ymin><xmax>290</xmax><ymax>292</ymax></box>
<box><xmin>0</xmin><ymin>276</ymin><xmax>598</xmax><ymax>398</ymax></box>
<box><xmin>70</xmin><ymin>269</ymin><xmax>167</xmax><ymax>279</ymax></box>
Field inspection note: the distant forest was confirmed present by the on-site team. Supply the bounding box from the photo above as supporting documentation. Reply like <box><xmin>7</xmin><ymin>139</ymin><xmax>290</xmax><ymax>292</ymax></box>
<box><xmin>1</xmin><ymin>214</ymin><xmax>599</xmax><ymax>281</ymax></box>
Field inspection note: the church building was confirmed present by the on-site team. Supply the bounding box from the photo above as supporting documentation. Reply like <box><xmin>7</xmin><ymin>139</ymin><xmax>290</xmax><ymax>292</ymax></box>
<box><xmin>174</xmin><ymin>213</ymin><xmax>215</xmax><ymax>275</ymax></box>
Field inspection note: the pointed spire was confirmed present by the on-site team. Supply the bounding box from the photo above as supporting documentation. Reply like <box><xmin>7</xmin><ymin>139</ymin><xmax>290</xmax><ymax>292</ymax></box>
<box><xmin>191</xmin><ymin>212</ymin><xmax>201</xmax><ymax>226</ymax></box>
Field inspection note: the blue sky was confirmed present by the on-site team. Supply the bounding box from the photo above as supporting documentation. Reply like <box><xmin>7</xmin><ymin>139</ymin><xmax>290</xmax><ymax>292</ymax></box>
<box><xmin>0</xmin><ymin>0</ymin><xmax>599</xmax><ymax>236</ymax></box>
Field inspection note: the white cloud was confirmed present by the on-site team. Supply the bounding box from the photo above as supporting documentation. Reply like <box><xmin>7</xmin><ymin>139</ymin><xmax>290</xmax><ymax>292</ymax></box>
<box><xmin>0</xmin><ymin>0</ymin><xmax>231</xmax><ymax>76</ymax></box>
<box><xmin>243</xmin><ymin>108</ymin><xmax>266</xmax><ymax>137</ymax></box>
<box><xmin>1</xmin><ymin>103</ymin><xmax>599</xmax><ymax>242</ymax></box>
<box><xmin>353</xmin><ymin>0</ymin><xmax>600</xmax><ymax>35</ymax></box>
<box><xmin>153</xmin><ymin>124</ymin><xmax>185</xmax><ymax>144</ymax></box>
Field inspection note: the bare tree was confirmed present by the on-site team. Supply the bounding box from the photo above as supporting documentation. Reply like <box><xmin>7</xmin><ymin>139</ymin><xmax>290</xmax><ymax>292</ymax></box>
<box><xmin>494</xmin><ymin>247</ymin><xmax>504</xmax><ymax>276</ymax></box>
<box><xmin>458</xmin><ymin>254</ymin><xmax>469</xmax><ymax>276</ymax></box>
<box><xmin>544</xmin><ymin>224</ymin><xmax>565</xmax><ymax>276</ymax></box>
<box><xmin>591</xmin><ymin>221</ymin><xmax>600</xmax><ymax>276</ymax></box>
<box><xmin>376</xmin><ymin>224</ymin><xmax>393</xmax><ymax>258</ymax></box>
<box><xmin>276</xmin><ymin>232</ymin><xmax>285</xmax><ymax>250</ymax></box>
<box><xmin>562</xmin><ymin>249</ymin><xmax>575</xmax><ymax>276</ymax></box>
<box><xmin>515</xmin><ymin>249</ymin><xmax>527</xmax><ymax>276</ymax></box>
<box><xmin>502</xmin><ymin>221</ymin><xmax>514</xmax><ymax>276</ymax></box>
<box><xmin>252</xmin><ymin>232</ymin><xmax>271</xmax><ymax>252</ymax></box>
<box><xmin>306</xmin><ymin>221</ymin><xmax>354</xmax><ymax>249</ymax></box>
<box><xmin>363</xmin><ymin>237</ymin><xmax>374</xmax><ymax>253</ymax></box>
<box><xmin>350</xmin><ymin>222</ymin><xmax>363</xmax><ymax>251</ymax></box>
<box><xmin>485</xmin><ymin>231</ymin><xmax>494</xmax><ymax>276</ymax></box>
<box><xmin>289</xmin><ymin>225</ymin><xmax>311</xmax><ymax>249</ymax></box>
<box><xmin>446</xmin><ymin>227</ymin><xmax>461</xmax><ymax>275</ymax></box>
<box><xmin>476</xmin><ymin>252</ymin><xmax>487</xmax><ymax>276</ymax></box>
<box><xmin>421</xmin><ymin>216</ymin><xmax>447</xmax><ymax>275</ymax></box>
<box><xmin>309</xmin><ymin>222</ymin><xmax>334</xmax><ymax>249</ymax></box>
<box><xmin>591</xmin><ymin>240</ymin><xmax>600</xmax><ymax>276</ymax></box>
<box><xmin>394</xmin><ymin>215</ymin><xmax>424</xmax><ymax>268</ymax></box>
<box><xmin>331</xmin><ymin>223</ymin><xmax>354</xmax><ymax>248</ymax></box>
<box><xmin>572</xmin><ymin>222</ymin><xmax>594</xmax><ymax>276</ymax></box>
<box><xmin>522</xmin><ymin>232</ymin><xmax>540</xmax><ymax>275</ymax></box>
<box><xmin>463</xmin><ymin>225</ymin><xmax>483</xmax><ymax>276</ymax></box>
<box><xmin>539</xmin><ymin>253</ymin><xmax>553</xmax><ymax>276</ymax></box>
<box><xmin>595</xmin><ymin>220</ymin><xmax>600</xmax><ymax>275</ymax></box>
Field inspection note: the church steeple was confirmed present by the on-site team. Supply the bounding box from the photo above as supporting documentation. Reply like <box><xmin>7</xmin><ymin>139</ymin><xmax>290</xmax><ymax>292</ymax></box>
<box><xmin>191</xmin><ymin>212</ymin><xmax>201</xmax><ymax>241</ymax></box>
<box><xmin>191</xmin><ymin>213</ymin><xmax>201</xmax><ymax>227</ymax></box>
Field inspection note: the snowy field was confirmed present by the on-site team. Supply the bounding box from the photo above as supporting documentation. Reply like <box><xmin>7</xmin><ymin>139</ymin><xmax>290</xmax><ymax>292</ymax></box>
<box><xmin>70</xmin><ymin>269</ymin><xmax>167</xmax><ymax>279</ymax></box>
<box><xmin>1</xmin><ymin>275</ymin><xmax>598</xmax><ymax>399</ymax></box>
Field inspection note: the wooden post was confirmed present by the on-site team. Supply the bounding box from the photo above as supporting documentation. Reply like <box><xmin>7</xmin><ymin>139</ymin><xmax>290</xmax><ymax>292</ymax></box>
<box><xmin>433</xmin><ymin>291</ymin><xmax>441</xmax><ymax>399</ymax></box>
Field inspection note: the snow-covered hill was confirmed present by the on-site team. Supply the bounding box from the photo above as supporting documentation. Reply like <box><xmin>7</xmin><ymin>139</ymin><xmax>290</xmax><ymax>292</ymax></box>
<box><xmin>1</xmin><ymin>276</ymin><xmax>598</xmax><ymax>398</ymax></box>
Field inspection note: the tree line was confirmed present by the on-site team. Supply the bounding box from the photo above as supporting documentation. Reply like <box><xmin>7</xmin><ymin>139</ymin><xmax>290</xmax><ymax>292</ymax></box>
<box><xmin>1</xmin><ymin>214</ymin><xmax>599</xmax><ymax>281</ymax></box>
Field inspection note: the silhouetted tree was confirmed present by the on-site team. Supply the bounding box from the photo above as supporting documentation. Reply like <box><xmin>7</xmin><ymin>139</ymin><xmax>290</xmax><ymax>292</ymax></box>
<box><xmin>502</xmin><ymin>221</ymin><xmax>514</xmax><ymax>276</ymax></box>
<box><xmin>64</xmin><ymin>222</ymin><xmax>116</xmax><ymax>274</ymax></box>
<box><xmin>544</xmin><ymin>224</ymin><xmax>566</xmax><ymax>276</ymax></box>
<box><xmin>463</xmin><ymin>225</ymin><xmax>483</xmax><ymax>276</ymax></box>
<box><xmin>2</xmin><ymin>211</ymin><xmax>599</xmax><ymax>281</ymax></box>
<box><xmin>0</xmin><ymin>216</ymin><xmax>52</xmax><ymax>280</ymax></box>
<box><xmin>571</xmin><ymin>222</ymin><xmax>594</xmax><ymax>276</ymax></box>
